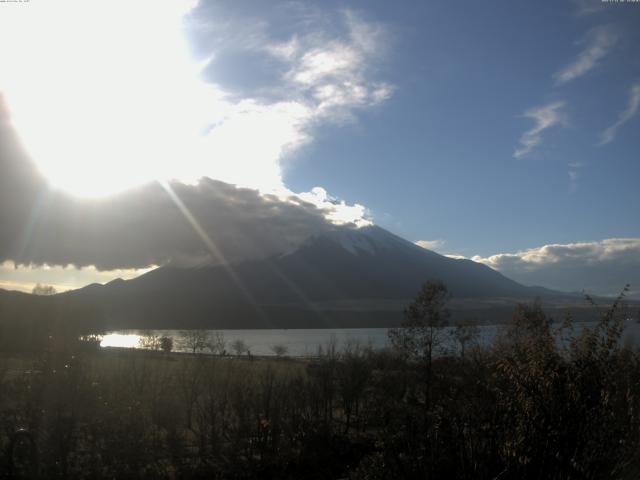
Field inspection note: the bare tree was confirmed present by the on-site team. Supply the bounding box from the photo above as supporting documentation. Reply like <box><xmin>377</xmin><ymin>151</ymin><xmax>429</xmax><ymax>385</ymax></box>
<box><xmin>389</xmin><ymin>280</ymin><xmax>450</xmax><ymax>363</ymax></box>
<box><xmin>160</xmin><ymin>336</ymin><xmax>173</xmax><ymax>354</ymax></box>
<box><xmin>205</xmin><ymin>331</ymin><xmax>226</xmax><ymax>355</ymax></box>
<box><xmin>179</xmin><ymin>330</ymin><xmax>211</xmax><ymax>354</ymax></box>
<box><xmin>231</xmin><ymin>339</ymin><xmax>247</xmax><ymax>357</ymax></box>
<box><xmin>389</xmin><ymin>280</ymin><xmax>450</xmax><ymax>411</ymax></box>
<box><xmin>450</xmin><ymin>323</ymin><xmax>479</xmax><ymax>359</ymax></box>
<box><xmin>139</xmin><ymin>334</ymin><xmax>162</xmax><ymax>351</ymax></box>
<box><xmin>270</xmin><ymin>344</ymin><xmax>288</xmax><ymax>358</ymax></box>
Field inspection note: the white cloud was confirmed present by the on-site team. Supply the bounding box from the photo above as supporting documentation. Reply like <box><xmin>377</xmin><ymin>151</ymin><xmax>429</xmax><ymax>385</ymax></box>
<box><xmin>472</xmin><ymin>238</ymin><xmax>640</xmax><ymax>297</ymax></box>
<box><xmin>264</xmin><ymin>35</ymin><xmax>300</xmax><ymax>61</ymax></box>
<box><xmin>599</xmin><ymin>83</ymin><xmax>640</xmax><ymax>145</ymax></box>
<box><xmin>570</xmin><ymin>0</ymin><xmax>606</xmax><ymax>16</ymax></box>
<box><xmin>0</xmin><ymin>68</ymin><xmax>371</xmax><ymax>275</ymax></box>
<box><xmin>415</xmin><ymin>239</ymin><xmax>445</xmax><ymax>251</ymax></box>
<box><xmin>415</xmin><ymin>239</ymin><xmax>467</xmax><ymax>259</ymax></box>
<box><xmin>444</xmin><ymin>254</ymin><xmax>467</xmax><ymax>260</ymax></box>
<box><xmin>0</xmin><ymin>261</ymin><xmax>154</xmax><ymax>293</ymax></box>
<box><xmin>514</xmin><ymin>101</ymin><xmax>567</xmax><ymax>159</ymax></box>
<box><xmin>266</xmin><ymin>11</ymin><xmax>394</xmax><ymax>125</ymax></box>
<box><xmin>185</xmin><ymin>7</ymin><xmax>394</xmax><ymax>222</ymax></box>
<box><xmin>568</xmin><ymin>161</ymin><xmax>584</xmax><ymax>193</ymax></box>
<box><xmin>0</xmin><ymin>3</ymin><xmax>392</xmax><ymax>226</ymax></box>
<box><xmin>291</xmin><ymin>44</ymin><xmax>361</xmax><ymax>86</ymax></box>
<box><xmin>298</xmin><ymin>187</ymin><xmax>371</xmax><ymax>227</ymax></box>
<box><xmin>553</xmin><ymin>26</ymin><xmax>617</xmax><ymax>85</ymax></box>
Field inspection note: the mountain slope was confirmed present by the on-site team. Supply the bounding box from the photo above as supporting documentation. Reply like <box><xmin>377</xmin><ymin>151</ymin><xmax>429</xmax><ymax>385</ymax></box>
<box><xmin>63</xmin><ymin>225</ymin><xmax>574</xmax><ymax>329</ymax></box>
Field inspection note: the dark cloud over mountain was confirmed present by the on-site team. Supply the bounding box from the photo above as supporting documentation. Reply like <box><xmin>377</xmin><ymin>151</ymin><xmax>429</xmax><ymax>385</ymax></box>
<box><xmin>0</xmin><ymin>96</ymin><xmax>333</xmax><ymax>270</ymax></box>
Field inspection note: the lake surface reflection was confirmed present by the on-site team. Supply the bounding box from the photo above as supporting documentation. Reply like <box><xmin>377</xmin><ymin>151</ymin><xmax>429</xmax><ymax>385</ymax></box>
<box><xmin>101</xmin><ymin>328</ymin><xmax>394</xmax><ymax>356</ymax></box>
<box><xmin>99</xmin><ymin>321</ymin><xmax>640</xmax><ymax>357</ymax></box>
<box><xmin>101</xmin><ymin>333</ymin><xmax>143</xmax><ymax>349</ymax></box>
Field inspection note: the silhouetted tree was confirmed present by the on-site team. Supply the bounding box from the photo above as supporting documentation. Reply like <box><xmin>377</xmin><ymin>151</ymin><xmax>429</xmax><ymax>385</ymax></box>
<box><xmin>31</xmin><ymin>283</ymin><xmax>57</xmax><ymax>295</ymax></box>
<box><xmin>231</xmin><ymin>339</ymin><xmax>247</xmax><ymax>356</ymax></box>
<box><xmin>450</xmin><ymin>323</ymin><xmax>479</xmax><ymax>359</ymax></box>
<box><xmin>179</xmin><ymin>330</ymin><xmax>210</xmax><ymax>354</ymax></box>
<box><xmin>207</xmin><ymin>331</ymin><xmax>226</xmax><ymax>355</ymax></box>
<box><xmin>387</xmin><ymin>280</ymin><xmax>451</xmax><ymax>476</ymax></box>
<box><xmin>160</xmin><ymin>336</ymin><xmax>173</xmax><ymax>354</ymax></box>
<box><xmin>389</xmin><ymin>280</ymin><xmax>450</xmax><ymax>367</ymax></box>
<box><xmin>270</xmin><ymin>344</ymin><xmax>288</xmax><ymax>358</ymax></box>
<box><xmin>139</xmin><ymin>334</ymin><xmax>162</xmax><ymax>351</ymax></box>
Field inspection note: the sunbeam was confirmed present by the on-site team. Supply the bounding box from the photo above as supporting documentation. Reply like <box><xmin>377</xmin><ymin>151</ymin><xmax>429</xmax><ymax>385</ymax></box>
<box><xmin>159</xmin><ymin>180</ymin><xmax>273</xmax><ymax>326</ymax></box>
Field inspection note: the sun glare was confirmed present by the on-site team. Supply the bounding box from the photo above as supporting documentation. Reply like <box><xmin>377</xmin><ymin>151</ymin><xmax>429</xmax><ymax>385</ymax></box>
<box><xmin>0</xmin><ymin>0</ymin><xmax>216</xmax><ymax>197</ymax></box>
<box><xmin>100</xmin><ymin>333</ymin><xmax>142</xmax><ymax>349</ymax></box>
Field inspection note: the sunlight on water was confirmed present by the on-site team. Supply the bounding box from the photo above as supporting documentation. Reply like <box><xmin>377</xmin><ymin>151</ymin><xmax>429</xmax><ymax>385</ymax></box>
<box><xmin>96</xmin><ymin>322</ymin><xmax>640</xmax><ymax>357</ymax></box>
<box><xmin>100</xmin><ymin>333</ymin><xmax>142</xmax><ymax>349</ymax></box>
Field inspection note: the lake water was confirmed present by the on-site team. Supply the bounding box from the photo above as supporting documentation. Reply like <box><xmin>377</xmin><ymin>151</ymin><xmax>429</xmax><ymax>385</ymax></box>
<box><xmin>101</xmin><ymin>328</ymin><xmax>399</xmax><ymax>357</ymax></box>
<box><xmin>100</xmin><ymin>320</ymin><xmax>640</xmax><ymax>357</ymax></box>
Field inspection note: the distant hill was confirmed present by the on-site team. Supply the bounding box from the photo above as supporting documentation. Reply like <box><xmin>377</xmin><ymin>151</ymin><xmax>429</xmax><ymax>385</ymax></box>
<box><xmin>43</xmin><ymin>225</ymin><xmax>588</xmax><ymax>330</ymax></box>
<box><xmin>0</xmin><ymin>287</ymin><xmax>102</xmax><ymax>350</ymax></box>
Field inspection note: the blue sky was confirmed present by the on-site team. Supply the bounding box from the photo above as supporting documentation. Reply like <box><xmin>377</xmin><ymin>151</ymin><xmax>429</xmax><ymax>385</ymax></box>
<box><xmin>0</xmin><ymin>0</ymin><xmax>639</xmax><ymax>295</ymax></box>
<box><xmin>266</xmin><ymin>0</ymin><xmax>640</xmax><ymax>257</ymax></box>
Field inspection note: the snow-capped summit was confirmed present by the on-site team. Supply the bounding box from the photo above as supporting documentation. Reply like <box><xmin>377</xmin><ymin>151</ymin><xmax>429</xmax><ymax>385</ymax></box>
<box><xmin>300</xmin><ymin>225</ymin><xmax>410</xmax><ymax>256</ymax></box>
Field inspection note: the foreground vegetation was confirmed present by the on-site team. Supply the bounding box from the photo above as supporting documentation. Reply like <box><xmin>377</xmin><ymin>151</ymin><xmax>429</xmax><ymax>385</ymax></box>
<box><xmin>0</xmin><ymin>284</ymin><xmax>639</xmax><ymax>479</ymax></box>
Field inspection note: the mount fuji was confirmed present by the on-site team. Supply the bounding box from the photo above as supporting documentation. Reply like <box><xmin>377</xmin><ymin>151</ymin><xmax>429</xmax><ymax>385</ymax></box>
<box><xmin>61</xmin><ymin>225</ymin><xmax>574</xmax><ymax>329</ymax></box>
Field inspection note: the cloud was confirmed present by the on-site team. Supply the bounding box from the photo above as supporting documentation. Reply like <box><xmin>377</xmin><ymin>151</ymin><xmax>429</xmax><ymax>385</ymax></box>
<box><xmin>184</xmin><ymin>6</ymin><xmax>393</xmax><ymax>222</ymax></box>
<box><xmin>415</xmin><ymin>239</ymin><xmax>467</xmax><ymax>259</ymax></box>
<box><xmin>0</xmin><ymin>2</ymin><xmax>393</xmax><ymax>274</ymax></box>
<box><xmin>263</xmin><ymin>9</ymin><xmax>394</xmax><ymax>124</ymax></box>
<box><xmin>570</xmin><ymin>0</ymin><xmax>606</xmax><ymax>16</ymax></box>
<box><xmin>0</xmin><ymin>105</ymin><xmax>345</xmax><ymax>270</ymax></box>
<box><xmin>415</xmin><ymin>239</ymin><xmax>445</xmax><ymax>252</ymax></box>
<box><xmin>0</xmin><ymin>177</ymin><xmax>338</xmax><ymax>271</ymax></box>
<box><xmin>0</xmin><ymin>2</ymin><xmax>393</xmax><ymax>226</ymax></box>
<box><xmin>568</xmin><ymin>161</ymin><xmax>584</xmax><ymax>193</ymax></box>
<box><xmin>298</xmin><ymin>187</ymin><xmax>371</xmax><ymax>227</ymax></box>
<box><xmin>514</xmin><ymin>101</ymin><xmax>567</xmax><ymax>159</ymax></box>
<box><xmin>553</xmin><ymin>26</ymin><xmax>617</xmax><ymax>85</ymax></box>
<box><xmin>472</xmin><ymin>238</ymin><xmax>640</xmax><ymax>297</ymax></box>
<box><xmin>599</xmin><ymin>83</ymin><xmax>640</xmax><ymax>145</ymax></box>
<box><xmin>0</xmin><ymin>261</ymin><xmax>153</xmax><ymax>293</ymax></box>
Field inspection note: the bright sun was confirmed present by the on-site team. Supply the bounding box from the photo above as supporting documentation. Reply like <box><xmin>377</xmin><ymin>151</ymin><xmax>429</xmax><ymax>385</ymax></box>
<box><xmin>0</xmin><ymin>0</ymin><xmax>217</xmax><ymax>197</ymax></box>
